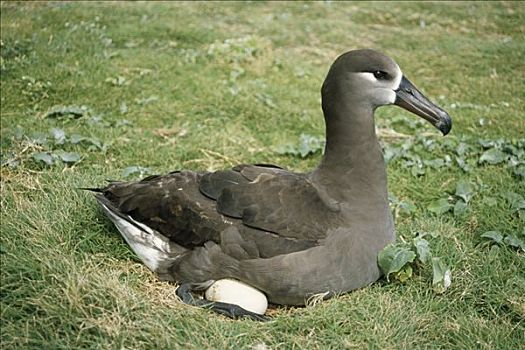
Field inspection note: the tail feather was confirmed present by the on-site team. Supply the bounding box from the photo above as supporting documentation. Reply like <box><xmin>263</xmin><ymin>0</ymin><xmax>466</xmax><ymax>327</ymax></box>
<box><xmin>94</xmin><ymin>194</ymin><xmax>187</xmax><ymax>280</ymax></box>
<box><xmin>78</xmin><ymin>187</ymin><xmax>103</xmax><ymax>192</ymax></box>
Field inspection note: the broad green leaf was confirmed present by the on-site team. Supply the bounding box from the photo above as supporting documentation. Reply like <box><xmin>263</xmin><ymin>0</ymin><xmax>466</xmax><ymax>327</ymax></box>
<box><xmin>503</xmin><ymin>144</ymin><xmax>519</xmax><ymax>156</ymax></box>
<box><xmin>427</xmin><ymin>198</ymin><xmax>453</xmax><ymax>215</ymax></box>
<box><xmin>455</xmin><ymin>142</ymin><xmax>471</xmax><ymax>156</ymax></box>
<box><xmin>424</xmin><ymin>159</ymin><xmax>445</xmax><ymax>169</ymax></box>
<box><xmin>275</xmin><ymin>144</ymin><xmax>298</xmax><ymax>156</ymax></box>
<box><xmin>455</xmin><ymin>157</ymin><xmax>472</xmax><ymax>173</ymax></box>
<box><xmin>390</xmin><ymin>194</ymin><xmax>416</xmax><ymax>217</ymax></box>
<box><xmin>53</xmin><ymin>150</ymin><xmax>81</xmax><ymax>163</ymax></box>
<box><xmin>479</xmin><ymin>139</ymin><xmax>497</xmax><ymax>148</ymax></box>
<box><xmin>479</xmin><ymin>148</ymin><xmax>507</xmax><ymax>165</ymax></box>
<box><xmin>122</xmin><ymin>166</ymin><xmax>152</xmax><ymax>177</ymax></box>
<box><xmin>412</xmin><ymin>236</ymin><xmax>431</xmax><ymax>264</ymax></box>
<box><xmin>50</xmin><ymin>128</ymin><xmax>66</xmax><ymax>145</ymax></box>
<box><xmin>502</xmin><ymin>192</ymin><xmax>525</xmax><ymax>212</ymax></box>
<box><xmin>275</xmin><ymin>134</ymin><xmax>324</xmax><ymax>158</ymax></box>
<box><xmin>29</xmin><ymin>132</ymin><xmax>48</xmax><ymax>145</ymax></box>
<box><xmin>86</xmin><ymin>115</ymin><xmax>111</xmax><ymax>127</ymax></box>
<box><xmin>383</xmin><ymin>146</ymin><xmax>401</xmax><ymax>163</ymax></box>
<box><xmin>410</xmin><ymin>166</ymin><xmax>425</xmax><ymax>177</ymax></box>
<box><xmin>413</xmin><ymin>236</ymin><xmax>431</xmax><ymax>264</ymax></box>
<box><xmin>32</xmin><ymin>152</ymin><xmax>54</xmax><ymax>165</ymax></box>
<box><xmin>43</xmin><ymin>105</ymin><xmax>88</xmax><ymax>119</ymax></box>
<box><xmin>512</xmin><ymin>165</ymin><xmax>525</xmax><ymax>179</ymax></box>
<box><xmin>432</xmin><ymin>257</ymin><xmax>451</xmax><ymax>294</ymax></box>
<box><xmin>453</xmin><ymin>200</ymin><xmax>468</xmax><ymax>216</ymax></box>
<box><xmin>480</xmin><ymin>231</ymin><xmax>504</xmax><ymax>244</ymax></box>
<box><xmin>298</xmin><ymin>134</ymin><xmax>324</xmax><ymax>158</ymax></box>
<box><xmin>455</xmin><ymin>180</ymin><xmax>475</xmax><ymax>203</ymax></box>
<box><xmin>85</xmin><ymin>137</ymin><xmax>105</xmax><ymax>151</ymax></box>
<box><xmin>70</xmin><ymin>134</ymin><xmax>87</xmax><ymax>144</ymax></box>
<box><xmin>503</xmin><ymin>235</ymin><xmax>525</xmax><ymax>251</ymax></box>
<box><xmin>69</xmin><ymin>134</ymin><xmax>107</xmax><ymax>151</ymax></box>
<box><xmin>1</xmin><ymin>153</ymin><xmax>19</xmax><ymax>168</ymax></box>
<box><xmin>298</xmin><ymin>141</ymin><xmax>312</xmax><ymax>158</ymax></box>
<box><xmin>393</xmin><ymin>265</ymin><xmax>413</xmax><ymax>283</ymax></box>
<box><xmin>378</xmin><ymin>244</ymin><xmax>416</xmax><ymax>281</ymax></box>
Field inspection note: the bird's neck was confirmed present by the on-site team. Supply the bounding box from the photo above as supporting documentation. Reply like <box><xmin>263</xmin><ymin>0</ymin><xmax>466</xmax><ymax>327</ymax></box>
<box><xmin>312</xmin><ymin>97</ymin><xmax>389</xmax><ymax>210</ymax></box>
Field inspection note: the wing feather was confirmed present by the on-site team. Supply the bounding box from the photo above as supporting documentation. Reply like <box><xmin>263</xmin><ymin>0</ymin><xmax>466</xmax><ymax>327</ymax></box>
<box><xmin>98</xmin><ymin>164</ymin><xmax>335</xmax><ymax>260</ymax></box>
<box><xmin>200</xmin><ymin>165</ymin><xmax>341</xmax><ymax>240</ymax></box>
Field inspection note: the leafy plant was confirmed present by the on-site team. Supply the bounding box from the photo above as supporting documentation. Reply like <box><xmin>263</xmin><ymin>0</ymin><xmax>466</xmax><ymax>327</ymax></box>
<box><xmin>42</xmin><ymin>105</ymin><xmax>90</xmax><ymax>119</ymax></box>
<box><xmin>378</xmin><ymin>234</ymin><xmax>451</xmax><ymax>293</ymax></box>
<box><xmin>480</xmin><ymin>230</ymin><xmax>525</xmax><ymax>252</ymax></box>
<box><xmin>276</xmin><ymin>134</ymin><xmax>325</xmax><ymax>158</ymax></box>
<box><xmin>501</xmin><ymin>191</ymin><xmax>525</xmax><ymax>218</ymax></box>
<box><xmin>427</xmin><ymin>179</ymin><xmax>477</xmax><ymax>217</ymax></box>
<box><xmin>431</xmin><ymin>257</ymin><xmax>452</xmax><ymax>294</ymax></box>
<box><xmin>427</xmin><ymin>198</ymin><xmax>453</xmax><ymax>215</ymax></box>
<box><xmin>32</xmin><ymin>151</ymin><xmax>81</xmax><ymax>165</ymax></box>
<box><xmin>378</xmin><ymin>245</ymin><xmax>416</xmax><ymax>282</ymax></box>
<box><xmin>380</xmin><ymin>133</ymin><xmax>525</xmax><ymax>178</ymax></box>
<box><xmin>479</xmin><ymin>148</ymin><xmax>508</xmax><ymax>165</ymax></box>
<box><xmin>389</xmin><ymin>194</ymin><xmax>416</xmax><ymax>219</ymax></box>
<box><xmin>3</xmin><ymin>127</ymin><xmax>108</xmax><ymax>168</ymax></box>
<box><xmin>31</xmin><ymin>152</ymin><xmax>55</xmax><ymax>165</ymax></box>
<box><xmin>122</xmin><ymin>166</ymin><xmax>153</xmax><ymax>178</ymax></box>
<box><xmin>70</xmin><ymin>134</ymin><xmax>108</xmax><ymax>151</ymax></box>
<box><xmin>413</xmin><ymin>236</ymin><xmax>431</xmax><ymax>264</ymax></box>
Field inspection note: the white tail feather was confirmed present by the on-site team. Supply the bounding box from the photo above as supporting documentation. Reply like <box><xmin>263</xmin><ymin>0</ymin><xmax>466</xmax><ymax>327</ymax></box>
<box><xmin>100</xmin><ymin>204</ymin><xmax>186</xmax><ymax>280</ymax></box>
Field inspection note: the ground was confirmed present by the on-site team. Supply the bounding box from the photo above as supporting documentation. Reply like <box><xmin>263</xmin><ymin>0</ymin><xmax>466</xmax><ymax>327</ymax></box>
<box><xmin>1</xmin><ymin>2</ymin><xmax>524</xmax><ymax>349</ymax></box>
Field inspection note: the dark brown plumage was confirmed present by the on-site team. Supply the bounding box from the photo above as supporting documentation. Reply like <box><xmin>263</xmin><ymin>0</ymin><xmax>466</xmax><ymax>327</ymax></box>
<box><xmin>91</xmin><ymin>49</ymin><xmax>452</xmax><ymax>314</ymax></box>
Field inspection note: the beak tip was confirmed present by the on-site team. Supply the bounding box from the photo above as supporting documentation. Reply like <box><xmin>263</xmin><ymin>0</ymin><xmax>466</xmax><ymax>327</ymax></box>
<box><xmin>394</xmin><ymin>76</ymin><xmax>453</xmax><ymax>136</ymax></box>
<box><xmin>437</xmin><ymin>114</ymin><xmax>452</xmax><ymax>136</ymax></box>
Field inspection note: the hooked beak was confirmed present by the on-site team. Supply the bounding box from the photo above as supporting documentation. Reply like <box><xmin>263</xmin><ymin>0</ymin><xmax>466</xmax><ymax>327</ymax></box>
<box><xmin>394</xmin><ymin>76</ymin><xmax>452</xmax><ymax>135</ymax></box>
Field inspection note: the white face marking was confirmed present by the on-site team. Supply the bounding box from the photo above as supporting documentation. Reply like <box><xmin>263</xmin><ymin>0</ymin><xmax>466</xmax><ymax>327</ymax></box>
<box><xmin>392</xmin><ymin>64</ymin><xmax>403</xmax><ymax>90</ymax></box>
<box><xmin>385</xmin><ymin>90</ymin><xmax>397</xmax><ymax>104</ymax></box>
<box><xmin>355</xmin><ymin>72</ymin><xmax>377</xmax><ymax>82</ymax></box>
<box><xmin>386</xmin><ymin>65</ymin><xmax>403</xmax><ymax>104</ymax></box>
<box><xmin>355</xmin><ymin>64</ymin><xmax>402</xmax><ymax>88</ymax></box>
<box><xmin>355</xmin><ymin>65</ymin><xmax>403</xmax><ymax>104</ymax></box>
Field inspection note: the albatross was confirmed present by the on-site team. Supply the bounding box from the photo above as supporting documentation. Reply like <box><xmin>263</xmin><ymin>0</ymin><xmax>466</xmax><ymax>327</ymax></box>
<box><xmin>89</xmin><ymin>49</ymin><xmax>452</xmax><ymax>320</ymax></box>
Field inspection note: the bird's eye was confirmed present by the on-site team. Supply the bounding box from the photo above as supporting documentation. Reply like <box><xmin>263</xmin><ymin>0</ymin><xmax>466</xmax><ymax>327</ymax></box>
<box><xmin>373</xmin><ymin>70</ymin><xmax>389</xmax><ymax>80</ymax></box>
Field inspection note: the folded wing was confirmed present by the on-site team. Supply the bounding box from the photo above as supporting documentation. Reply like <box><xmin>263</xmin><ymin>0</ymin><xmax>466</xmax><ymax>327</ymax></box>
<box><xmin>98</xmin><ymin>164</ymin><xmax>341</xmax><ymax>260</ymax></box>
<box><xmin>200</xmin><ymin>164</ymin><xmax>341</xmax><ymax>241</ymax></box>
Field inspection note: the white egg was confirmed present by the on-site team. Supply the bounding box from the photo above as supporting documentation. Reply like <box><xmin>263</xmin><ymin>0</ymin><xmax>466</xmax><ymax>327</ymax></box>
<box><xmin>204</xmin><ymin>279</ymin><xmax>268</xmax><ymax>315</ymax></box>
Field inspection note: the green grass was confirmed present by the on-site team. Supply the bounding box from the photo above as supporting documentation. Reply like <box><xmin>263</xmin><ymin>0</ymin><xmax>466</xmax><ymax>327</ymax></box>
<box><xmin>1</xmin><ymin>2</ymin><xmax>524</xmax><ymax>349</ymax></box>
